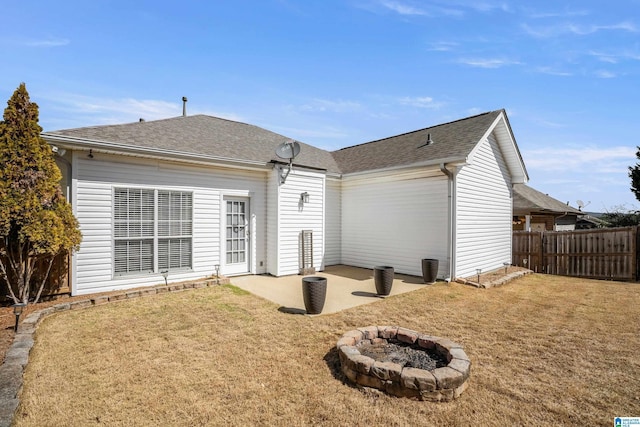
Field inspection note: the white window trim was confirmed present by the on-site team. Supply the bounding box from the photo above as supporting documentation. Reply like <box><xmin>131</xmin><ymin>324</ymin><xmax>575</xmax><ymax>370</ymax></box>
<box><xmin>113</xmin><ymin>187</ymin><xmax>193</xmax><ymax>277</ymax></box>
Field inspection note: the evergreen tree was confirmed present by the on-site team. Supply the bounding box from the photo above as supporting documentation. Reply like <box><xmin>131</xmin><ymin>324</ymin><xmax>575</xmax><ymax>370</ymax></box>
<box><xmin>0</xmin><ymin>83</ymin><xmax>82</xmax><ymax>304</ymax></box>
<box><xmin>629</xmin><ymin>146</ymin><xmax>640</xmax><ymax>202</ymax></box>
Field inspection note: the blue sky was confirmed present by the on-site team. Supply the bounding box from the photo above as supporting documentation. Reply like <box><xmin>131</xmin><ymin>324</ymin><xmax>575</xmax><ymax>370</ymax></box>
<box><xmin>1</xmin><ymin>1</ymin><xmax>639</xmax><ymax>212</ymax></box>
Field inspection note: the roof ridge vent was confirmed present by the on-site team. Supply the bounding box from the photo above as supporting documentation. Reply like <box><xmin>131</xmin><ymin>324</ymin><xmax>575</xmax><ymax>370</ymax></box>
<box><xmin>417</xmin><ymin>133</ymin><xmax>434</xmax><ymax>148</ymax></box>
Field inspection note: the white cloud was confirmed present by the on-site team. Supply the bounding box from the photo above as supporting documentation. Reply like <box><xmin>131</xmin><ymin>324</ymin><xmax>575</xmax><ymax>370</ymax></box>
<box><xmin>594</xmin><ymin>70</ymin><xmax>617</xmax><ymax>79</ymax></box>
<box><xmin>524</xmin><ymin>146</ymin><xmax>635</xmax><ymax>172</ymax></box>
<box><xmin>437</xmin><ymin>0</ymin><xmax>510</xmax><ymax>14</ymax></box>
<box><xmin>192</xmin><ymin>109</ymin><xmax>246</xmax><ymax>122</ymax></box>
<box><xmin>273</xmin><ymin>124</ymin><xmax>350</xmax><ymax>142</ymax></box>
<box><xmin>428</xmin><ymin>41</ymin><xmax>459</xmax><ymax>51</ymax></box>
<box><xmin>589</xmin><ymin>51</ymin><xmax>619</xmax><ymax>64</ymax></box>
<box><xmin>540</xmin><ymin>178</ymin><xmax>581</xmax><ymax>185</ymax></box>
<box><xmin>39</xmin><ymin>92</ymin><xmax>243</xmax><ymax>129</ymax></box>
<box><xmin>458</xmin><ymin>57</ymin><xmax>522</xmax><ymax>68</ymax></box>
<box><xmin>535</xmin><ymin>66</ymin><xmax>573</xmax><ymax>76</ymax></box>
<box><xmin>397</xmin><ymin>96</ymin><xmax>443</xmax><ymax>109</ymax></box>
<box><xmin>298</xmin><ymin>98</ymin><xmax>361</xmax><ymax>113</ymax></box>
<box><xmin>466</xmin><ymin>1</ymin><xmax>511</xmax><ymax>13</ymax></box>
<box><xmin>528</xmin><ymin>117</ymin><xmax>565</xmax><ymax>128</ymax></box>
<box><xmin>379</xmin><ymin>0</ymin><xmax>428</xmax><ymax>16</ymax></box>
<box><xmin>522</xmin><ymin>21</ymin><xmax>638</xmax><ymax>38</ymax></box>
<box><xmin>376</xmin><ymin>1</ymin><xmax>464</xmax><ymax>17</ymax></box>
<box><xmin>582</xmin><ymin>22</ymin><xmax>637</xmax><ymax>34</ymax></box>
<box><xmin>20</xmin><ymin>37</ymin><xmax>70</xmax><ymax>47</ymax></box>
<box><xmin>466</xmin><ymin>107</ymin><xmax>484</xmax><ymax>116</ymax></box>
<box><xmin>526</xmin><ymin>8</ymin><xmax>590</xmax><ymax>19</ymax></box>
<box><xmin>54</xmin><ymin>95</ymin><xmax>183</xmax><ymax>122</ymax></box>
<box><xmin>589</xmin><ymin>50</ymin><xmax>640</xmax><ymax>63</ymax></box>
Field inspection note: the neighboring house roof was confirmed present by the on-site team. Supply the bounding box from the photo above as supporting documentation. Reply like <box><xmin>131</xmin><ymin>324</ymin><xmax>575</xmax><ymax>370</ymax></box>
<box><xmin>513</xmin><ymin>183</ymin><xmax>582</xmax><ymax>216</ymax></box>
<box><xmin>331</xmin><ymin>109</ymin><xmax>527</xmax><ymax>181</ymax></box>
<box><xmin>576</xmin><ymin>214</ymin><xmax>607</xmax><ymax>229</ymax></box>
<box><xmin>44</xmin><ymin>114</ymin><xmax>342</xmax><ymax>174</ymax></box>
<box><xmin>43</xmin><ymin>109</ymin><xmax>528</xmax><ymax>180</ymax></box>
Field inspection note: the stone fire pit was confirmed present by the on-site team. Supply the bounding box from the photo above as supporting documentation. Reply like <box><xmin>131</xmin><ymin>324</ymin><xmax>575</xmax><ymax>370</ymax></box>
<box><xmin>337</xmin><ymin>326</ymin><xmax>471</xmax><ymax>402</ymax></box>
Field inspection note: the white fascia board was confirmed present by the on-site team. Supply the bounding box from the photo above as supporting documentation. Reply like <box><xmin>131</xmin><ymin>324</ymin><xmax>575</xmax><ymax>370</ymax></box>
<box><xmin>341</xmin><ymin>156</ymin><xmax>467</xmax><ymax>180</ymax></box>
<box><xmin>467</xmin><ymin>112</ymin><xmax>528</xmax><ymax>183</ymax></box>
<box><xmin>43</xmin><ymin>134</ymin><xmax>272</xmax><ymax>173</ymax></box>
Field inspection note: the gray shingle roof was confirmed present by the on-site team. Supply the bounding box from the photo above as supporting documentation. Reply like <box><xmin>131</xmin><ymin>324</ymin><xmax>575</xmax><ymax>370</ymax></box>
<box><xmin>45</xmin><ymin>114</ymin><xmax>342</xmax><ymax>174</ymax></box>
<box><xmin>331</xmin><ymin>110</ymin><xmax>504</xmax><ymax>174</ymax></box>
<box><xmin>45</xmin><ymin>110</ymin><xmax>518</xmax><ymax>177</ymax></box>
<box><xmin>513</xmin><ymin>183</ymin><xmax>582</xmax><ymax>215</ymax></box>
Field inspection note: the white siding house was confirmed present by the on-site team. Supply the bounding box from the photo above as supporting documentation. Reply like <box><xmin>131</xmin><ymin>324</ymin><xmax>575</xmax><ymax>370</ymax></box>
<box><xmin>341</xmin><ymin>169</ymin><xmax>448</xmax><ymax>277</ymax></box>
<box><xmin>43</xmin><ymin>109</ymin><xmax>528</xmax><ymax>295</ymax></box>
<box><xmin>69</xmin><ymin>151</ymin><xmax>268</xmax><ymax>295</ymax></box>
<box><xmin>268</xmin><ymin>167</ymin><xmax>325</xmax><ymax>276</ymax></box>
<box><xmin>455</xmin><ymin>132</ymin><xmax>513</xmax><ymax>278</ymax></box>
<box><xmin>332</xmin><ymin>109</ymin><xmax>527</xmax><ymax>281</ymax></box>
<box><xmin>324</xmin><ymin>178</ymin><xmax>341</xmax><ymax>266</ymax></box>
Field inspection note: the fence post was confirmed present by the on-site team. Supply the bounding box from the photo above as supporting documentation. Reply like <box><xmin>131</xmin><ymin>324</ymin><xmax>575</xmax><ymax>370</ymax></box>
<box><xmin>635</xmin><ymin>226</ymin><xmax>639</xmax><ymax>281</ymax></box>
<box><xmin>539</xmin><ymin>231</ymin><xmax>545</xmax><ymax>273</ymax></box>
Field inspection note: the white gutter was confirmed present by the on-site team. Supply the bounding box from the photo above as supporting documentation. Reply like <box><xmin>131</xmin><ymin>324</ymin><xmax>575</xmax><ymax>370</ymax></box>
<box><xmin>43</xmin><ymin>134</ymin><xmax>272</xmax><ymax>172</ymax></box>
<box><xmin>341</xmin><ymin>156</ymin><xmax>467</xmax><ymax>178</ymax></box>
<box><xmin>440</xmin><ymin>163</ymin><xmax>457</xmax><ymax>282</ymax></box>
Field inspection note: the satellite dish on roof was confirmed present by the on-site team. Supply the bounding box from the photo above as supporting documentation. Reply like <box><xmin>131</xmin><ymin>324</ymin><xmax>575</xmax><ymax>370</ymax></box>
<box><xmin>576</xmin><ymin>200</ymin><xmax>590</xmax><ymax>211</ymax></box>
<box><xmin>275</xmin><ymin>140</ymin><xmax>300</xmax><ymax>184</ymax></box>
<box><xmin>275</xmin><ymin>140</ymin><xmax>300</xmax><ymax>160</ymax></box>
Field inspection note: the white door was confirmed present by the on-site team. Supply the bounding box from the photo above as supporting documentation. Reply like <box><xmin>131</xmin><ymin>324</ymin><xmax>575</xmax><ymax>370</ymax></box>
<box><xmin>224</xmin><ymin>197</ymin><xmax>250</xmax><ymax>275</ymax></box>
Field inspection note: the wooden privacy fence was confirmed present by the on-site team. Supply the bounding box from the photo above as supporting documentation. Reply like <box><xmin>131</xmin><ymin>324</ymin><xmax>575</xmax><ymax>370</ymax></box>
<box><xmin>513</xmin><ymin>227</ymin><xmax>639</xmax><ymax>281</ymax></box>
<box><xmin>1</xmin><ymin>252</ymin><xmax>70</xmax><ymax>302</ymax></box>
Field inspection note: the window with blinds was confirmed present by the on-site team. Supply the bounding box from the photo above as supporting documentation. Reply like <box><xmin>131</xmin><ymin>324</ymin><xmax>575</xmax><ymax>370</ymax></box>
<box><xmin>114</xmin><ymin>188</ymin><xmax>192</xmax><ymax>275</ymax></box>
<box><xmin>158</xmin><ymin>191</ymin><xmax>192</xmax><ymax>270</ymax></box>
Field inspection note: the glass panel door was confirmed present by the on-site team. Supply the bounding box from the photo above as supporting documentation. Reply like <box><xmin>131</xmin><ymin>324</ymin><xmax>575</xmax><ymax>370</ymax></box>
<box><xmin>224</xmin><ymin>198</ymin><xmax>249</xmax><ymax>275</ymax></box>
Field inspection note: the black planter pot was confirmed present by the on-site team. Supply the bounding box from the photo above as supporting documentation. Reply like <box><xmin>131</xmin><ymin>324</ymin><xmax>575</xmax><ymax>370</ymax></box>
<box><xmin>302</xmin><ymin>276</ymin><xmax>327</xmax><ymax>314</ymax></box>
<box><xmin>421</xmin><ymin>259</ymin><xmax>439</xmax><ymax>284</ymax></box>
<box><xmin>374</xmin><ymin>266</ymin><xmax>394</xmax><ymax>296</ymax></box>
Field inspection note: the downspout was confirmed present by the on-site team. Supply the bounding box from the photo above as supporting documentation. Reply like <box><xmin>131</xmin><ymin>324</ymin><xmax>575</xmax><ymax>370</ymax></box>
<box><xmin>554</xmin><ymin>211</ymin><xmax>570</xmax><ymax>231</ymax></box>
<box><xmin>440</xmin><ymin>163</ymin><xmax>456</xmax><ymax>282</ymax></box>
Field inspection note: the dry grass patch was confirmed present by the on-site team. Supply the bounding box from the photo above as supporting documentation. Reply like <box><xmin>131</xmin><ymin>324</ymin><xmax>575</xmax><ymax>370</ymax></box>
<box><xmin>14</xmin><ymin>276</ymin><xmax>640</xmax><ymax>426</ymax></box>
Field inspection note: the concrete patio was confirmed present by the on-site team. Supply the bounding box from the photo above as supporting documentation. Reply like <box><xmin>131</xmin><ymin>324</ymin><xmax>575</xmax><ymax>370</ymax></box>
<box><xmin>231</xmin><ymin>265</ymin><xmax>432</xmax><ymax>315</ymax></box>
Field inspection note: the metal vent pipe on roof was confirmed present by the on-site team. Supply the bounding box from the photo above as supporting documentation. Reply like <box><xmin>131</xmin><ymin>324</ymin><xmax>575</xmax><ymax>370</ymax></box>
<box><xmin>182</xmin><ymin>96</ymin><xmax>188</xmax><ymax>116</ymax></box>
<box><xmin>417</xmin><ymin>133</ymin><xmax>434</xmax><ymax>148</ymax></box>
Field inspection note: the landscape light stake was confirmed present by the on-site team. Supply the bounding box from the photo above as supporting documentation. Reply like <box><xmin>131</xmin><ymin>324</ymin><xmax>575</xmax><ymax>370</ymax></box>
<box><xmin>503</xmin><ymin>262</ymin><xmax>511</xmax><ymax>274</ymax></box>
<box><xmin>214</xmin><ymin>264</ymin><xmax>220</xmax><ymax>285</ymax></box>
<box><xmin>161</xmin><ymin>270</ymin><xmax>168</xmax><ymax>286</ymax></box>
<box><xmin>476</xmin><ymin>268</ymin><xmax>482</xmax><ymax>284</ymax></box>
<box><xmin>13</xmin><ymin>303</ymin><xmax>26</xmax><ymax>333</ymax></box>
